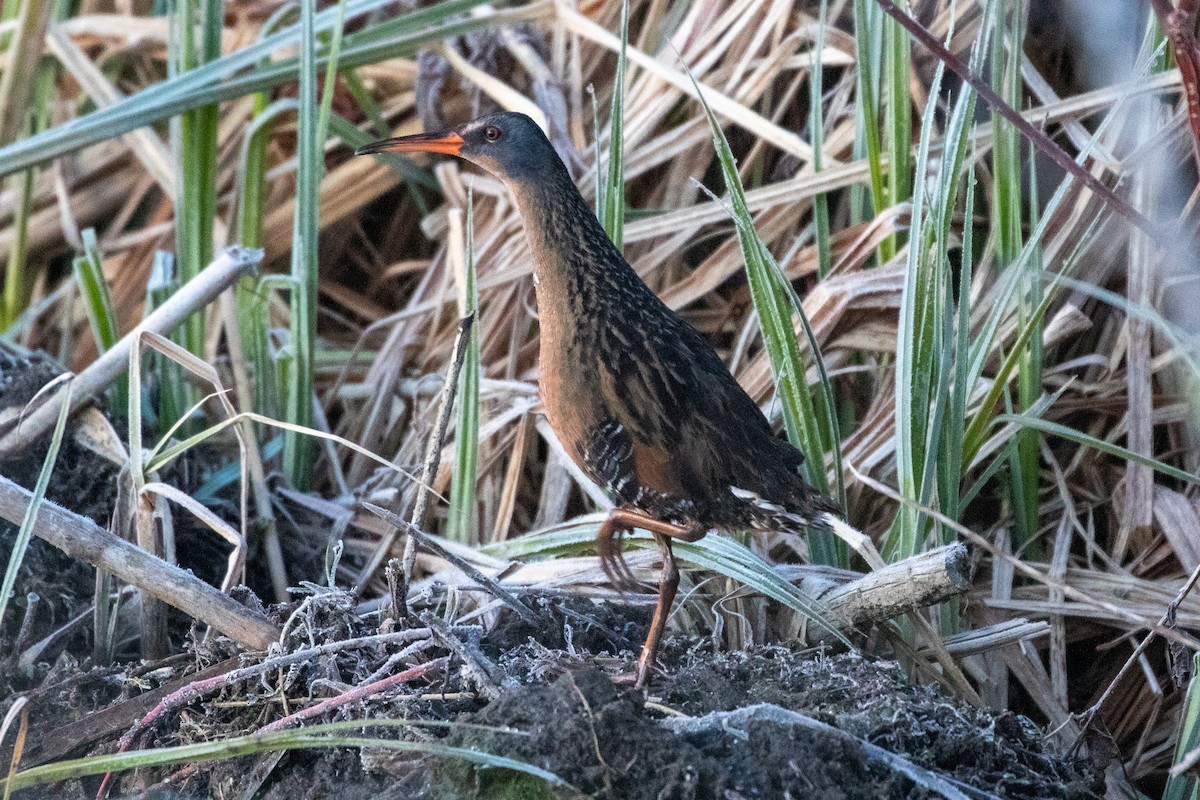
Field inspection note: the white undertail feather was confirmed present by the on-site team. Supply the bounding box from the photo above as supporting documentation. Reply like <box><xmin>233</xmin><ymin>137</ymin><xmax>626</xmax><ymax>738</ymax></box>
<box><xmin>729</xmin><ymin>485</ymin><xmax>786</xmax><ymax>514</ymax></box>
<box><xmin>821</xmin><ymin>512</ymin><xmax>887</xmax><ymax>571</ymax></box>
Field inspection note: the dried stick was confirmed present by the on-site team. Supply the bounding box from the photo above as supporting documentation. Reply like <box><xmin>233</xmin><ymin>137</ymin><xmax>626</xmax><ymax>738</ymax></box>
<box><xmin>353</xmin><ymin>314</ymin><xmax>475</xmax><ymax>612</ymax></box>
<box><xmin>0</xmin><ymin>246</ymin><xmax>262</xmax><ymax>457</ymax></box>
<box><xmin>0</xmin><ymin>474</ymin><xmax>280</xmax><ymax>651</ymax></box>
<box><xmin>806</xmin><ymin>543</ymin><xmax>971</xmax><ymax>641</ymax></box>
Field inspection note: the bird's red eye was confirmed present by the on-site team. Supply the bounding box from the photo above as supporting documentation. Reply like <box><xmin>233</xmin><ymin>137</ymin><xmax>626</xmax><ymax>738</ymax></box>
<box><xmin>484</xmin><ymin>125</ymin><xmax>502</xmax><ymax>142</ymax></box>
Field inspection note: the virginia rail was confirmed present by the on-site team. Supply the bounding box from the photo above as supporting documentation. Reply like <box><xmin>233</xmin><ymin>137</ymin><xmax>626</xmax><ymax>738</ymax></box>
<box><xmin>357</xmin><ymin>112</ymin><xmax>840</xmax><ymax>688</ymax></box>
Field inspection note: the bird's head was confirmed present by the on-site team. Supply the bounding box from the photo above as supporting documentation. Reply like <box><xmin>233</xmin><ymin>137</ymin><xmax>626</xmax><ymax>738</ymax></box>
<box><xmin>355</xmin><ymin>112</ymin><xmax>556</xmax><ymax>183</ymax></box>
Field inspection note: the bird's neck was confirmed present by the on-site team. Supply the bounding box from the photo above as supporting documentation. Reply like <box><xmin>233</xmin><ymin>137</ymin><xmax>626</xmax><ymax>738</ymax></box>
<box><xmin>506</xmin><ymin>167</ymin><xmax>647</xmax><ymax>317</ymax></box>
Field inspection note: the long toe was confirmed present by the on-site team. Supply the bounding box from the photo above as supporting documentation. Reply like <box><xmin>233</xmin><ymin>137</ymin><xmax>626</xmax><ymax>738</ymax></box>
<box><xmin>597</xmin><ymin>524</ymin><xmax>642</xmax><ymax>593</ymax></box>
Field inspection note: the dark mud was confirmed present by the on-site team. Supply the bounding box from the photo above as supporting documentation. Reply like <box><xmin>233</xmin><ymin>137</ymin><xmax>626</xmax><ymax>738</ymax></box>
<box><xmin>434</xmin><ymin>663</ymin><xmax>898</xmax><ymax>800</ymax></box>
<box><xmin>430</xmin><ymin>647</ymin><xmax>1102</xmax><ymax>800</ymax></box>
<box><xmin>0</xmin><ymin>348</ymin><xmax>121</xmax><ymax>681</ymax></box>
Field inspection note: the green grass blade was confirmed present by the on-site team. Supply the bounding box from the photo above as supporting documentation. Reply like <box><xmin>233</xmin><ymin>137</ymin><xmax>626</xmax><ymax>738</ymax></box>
<box><xmin>71</xmin><ymin>230</ymin><xmax>127</xmax><ymax>416</ymax></box>
<box><xmin>960</xmin><ymin>56</ymin><xmax>1136</xmax><ymax>407</ymax></box>
<box><xmin>994</xmin><ymin>414</ymin><xmax>1200</xmax><ymax>487</ymax></box>
<box><xmin>342</xmin><ymin>67</ymin><xmax>391</xmax><ymax>138</ymax></box>
<box><xmin>688</xmin><ymin>66</ymin><xmax>845</xmax><ymax>565</ymax></box>
<box><xmin>990</xmin><ymin>2</ymin><xmax>1023</xmax><ymax>269</ymax></box>
<box><xmin>0</xmin><ymin>719</ymin><xmax>570</xmax><ymax>793</ymax></box>
<box><xmin>961</xmin><ymin>283</ymin><xmax>1058</xmax><ymax>465</ymax></box>
<box><xmin>234</xmin><ymin>97</ymin><xmax>371</xmax><ymax>424</ymax></box>
<box><xmin>810</xmin><ymin>0</ymin><xmax>831</xmax><ymax>279</ymax></box>
<box><xmin>938</xmin><ymin>164</ymin><xmax>974</xmax><ymax>525</ymax></box>
<box><xmin>172</xmin><ymin>0</ymin><xmax>220</xmax><ymax>362</ymax></box>
<box><xmin>447</xmin><ymin>199</ymin><xmax>480</xmax><ymax>542</ymax></box>
<box><xmin>851</xmin><ymin>0</ymin><xmax>885</xmax><ymax>231</ymax></box>
<box><xmin>880</xmin><ymin>2</ymin><xmax>911</xmax><ymax>260</ymax></box>
<box><xmin>282</xmin><ymin>0</ymin><xmax>323</xmax><ymax>488</ymax></box>
<box><xmin>886</xmin><ymin>60</ymin><xmax>942</xmax><ymax>563</ymax></box>
<box><xmin>1</xmin><ymin>165</ymin><xmax>36</xmax><ymax>330</ymax></box>
<box><xmin>0</xmin><ymin>380</ymin><xmax>73</xmax><ymax>625</ymax></box>
<box><xmin>235</xmin><ymin>102</ymin><xmax>275</xmax><ymax>250</ymax></box>
<box><xmin>147</xmin><ymin>251</ymin><xmax>185</xmax><ymax>434</ymax></box>
<box><xmin>315</xmin><ymin>0</ymin><xmax>348</xmax><ymax>147</ymax></box>
<box><xmin>990</xmin><ymin>1</ymin><xmax>1040</xmax><ymax>553</ymax></box>
<box><xmin>598</xmin><ymin>0</ymin><xmax>629</xmax><ymax>247</ymax></box>
<box><xmin>691</xmin><ymin>100</ymin><xmax>824</xmax><ymax>484</ymax></box>
<box><xmin>1166</xmin><ymin>654</ymin><xmax>1200</xmax><ymax>800</ymax></box>
<box><xmin>282</xmin><ymin>0</ymin><xmax>348</xmax><ymax>488</ymax></box>
<box><xmin>234</xmin><ymin>92</ymin><xmax>280</xmax><ymax>420</ymax></box>
<box><xmin>885</xmin><ymin>5</ymin><xmax>987</xmax><ymax>567</ymax></box>
<box><xmin>793</xmin><ymin>296</ymin><xmax>844</xmax><ymax>513</ymax></box>
<box><xmin>71</xmin><ymin>230</ymin><xmax>119</xmax><ymax>354</ymax></box>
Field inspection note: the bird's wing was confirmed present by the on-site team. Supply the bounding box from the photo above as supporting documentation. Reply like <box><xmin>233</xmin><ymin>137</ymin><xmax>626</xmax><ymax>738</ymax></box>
<box><xmin>595</xmin><ymin>314</ymin><xmax>803</xmax><ymax>499</ymax></box>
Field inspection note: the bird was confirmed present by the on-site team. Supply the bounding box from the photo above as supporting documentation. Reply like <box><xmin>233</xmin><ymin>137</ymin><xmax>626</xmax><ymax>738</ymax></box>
<box><xmin>356</xmin><ymin>112</ymin><xmax>841</xmax><ymax>689</ymax></box>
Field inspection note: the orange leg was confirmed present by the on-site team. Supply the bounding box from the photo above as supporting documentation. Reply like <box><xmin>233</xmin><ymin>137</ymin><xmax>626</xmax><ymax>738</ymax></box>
<box><xmin>636</xmin><ymin>533</ymin><xmax>678</xmax><ymax>689</ymax></box>
<box><xmin>594</xmin><ymin>507</ymin><xmax>705</xmax><ymax>688</ymax></box>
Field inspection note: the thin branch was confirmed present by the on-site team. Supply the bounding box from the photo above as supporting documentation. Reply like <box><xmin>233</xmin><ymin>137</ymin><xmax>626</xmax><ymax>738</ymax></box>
<box><xmin>363</xmin><ymin>502</ymin><xmax>542</xmax><ymax>625</ymax></box>
<box><xmin>352</xmin><ymin>313</ymin><xmax>476</xmax><ymax>613</ymax></box>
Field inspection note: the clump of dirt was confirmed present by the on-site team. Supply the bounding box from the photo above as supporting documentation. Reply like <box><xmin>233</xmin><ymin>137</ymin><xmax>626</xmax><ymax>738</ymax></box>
<box><xmin>667</xmin><ymin>647</ymin><xmax>1099</xmax><ymax>799</ymax></box>
<box><xmin>485</xmin><ymin>594</ymin><xmax>650</xmax><ymax>666</ymax></box>
<box><xmin>433</xmin><ymin>664</ymin><xmax>902</xmax><ymax>800</ymax></box>
<box><xmin>429</xmin><ymin>644</ymin><xmax>1102</xmax><ymax>800</ymax></box>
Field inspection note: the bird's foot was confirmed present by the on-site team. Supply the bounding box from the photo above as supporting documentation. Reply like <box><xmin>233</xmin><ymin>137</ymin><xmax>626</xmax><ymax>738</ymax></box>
<box><xmin>597</xmin><ymin>519</ymin><xmax>642</xmax><ymax>594</ymax></box>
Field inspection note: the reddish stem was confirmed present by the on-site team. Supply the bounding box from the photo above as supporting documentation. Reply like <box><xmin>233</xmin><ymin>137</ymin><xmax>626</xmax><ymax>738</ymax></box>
<box><xmin>253</xmin><ymin>657</ymin><xmax>448</xmax><ymax>734</ymax></box>
<box><xmin>1153</xmin><ymin>0</ymin><xmax>1200</xmax><ymax>176</ymax></box>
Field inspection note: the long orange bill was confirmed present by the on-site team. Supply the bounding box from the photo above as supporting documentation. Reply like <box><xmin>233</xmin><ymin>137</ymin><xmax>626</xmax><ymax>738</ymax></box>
<box><xmin>355</xmin><ymin>131</ymin><xmax>464</xmax><ymax>157</ymax></box>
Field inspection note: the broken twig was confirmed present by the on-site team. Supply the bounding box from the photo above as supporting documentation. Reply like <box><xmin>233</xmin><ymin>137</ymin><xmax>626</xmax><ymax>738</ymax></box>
<box><xmin>363</xmin><ymin>502</ymin><xmax>541</xmax><ymax>625</ymax></box>
<box><xmin>805</xmin><ymin>543</ymin><xmax>972</xmax><ymax>641</ymax></box>
<box><xmin>354</xmin><ymin>313</ymin><xmax>476</xmax><ymax>613</ymax></box>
